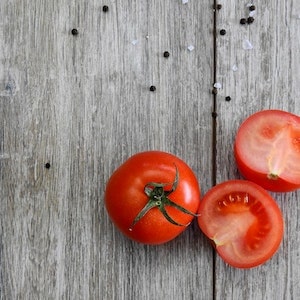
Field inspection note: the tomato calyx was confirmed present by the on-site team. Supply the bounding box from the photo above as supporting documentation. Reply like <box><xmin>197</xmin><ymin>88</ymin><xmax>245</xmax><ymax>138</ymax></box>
<box><xmin>129</xmin><ymin>166</ymin><xmax>199</xmax><ymax>231</ymax></box>
<box><xmin>267</xmin><ymin>173</ymin><xmax>279</xmax><ymax>180</ymax></box>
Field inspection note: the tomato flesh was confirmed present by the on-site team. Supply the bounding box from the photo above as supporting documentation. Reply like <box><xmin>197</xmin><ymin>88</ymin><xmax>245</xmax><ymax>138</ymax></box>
<box><xmin>197</xmin><ymin>180</ymin><xmax>284</xmax><ymax>268</ymax></box>
<box><xmin>234</xmin><ymin>110</ymin><xmax>300</xmax><ymax>192</ymax></box>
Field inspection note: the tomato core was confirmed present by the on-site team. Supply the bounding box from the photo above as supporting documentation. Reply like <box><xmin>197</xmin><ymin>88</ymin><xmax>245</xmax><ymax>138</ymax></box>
<box><xmin>213</xmin><ymin>192</ymin><xmax>268</xmax><ymax>249</ymax></box>
<box><xmin>265</xmin><ymin>124</ymin><xmax>292</xmax><ymax>179</ymax></box>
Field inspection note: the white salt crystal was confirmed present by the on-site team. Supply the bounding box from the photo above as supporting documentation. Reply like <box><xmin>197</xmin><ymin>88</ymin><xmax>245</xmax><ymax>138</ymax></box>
<box><xmin>187</xmin><ymin>45</ymin><xmax>194</xmax><ymax>51</ymax></box>
<box><xmin>182</xmin><ymin>0</ymin><xmax>189</xmax><ymax>4</ymax></box>
<box><xmin>243</xmin><ymin>39</ymin><xmax>253</xmax><ymax>50</ymax></box>
<box><xmin>213</xmin><ymin>82</ymin><xmax>222</xmax><ymax>89</ymax></box>
<box><xmin>232</xmin><ymin>64</ymin><xmax>238</xmax><ymax>72</ymax></box>
<box><xmin>131</xmin><ymin>39</ymin><xmax>138</xmax><ymax>45</ymax></box>
<box><xmin>249</xmin><ymin>10</ymin><xmax>256</xmax><ymax>17</ymax></box>
<box><xmin>246</xmin><ymin>3</ymin><xmax>253</xmax><ymax>7</ymax></box>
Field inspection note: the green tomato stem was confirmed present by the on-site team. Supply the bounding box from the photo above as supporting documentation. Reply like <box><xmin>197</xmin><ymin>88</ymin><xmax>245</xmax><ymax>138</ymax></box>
<box><xmin>129</xmin><ymin>166</ymin><xmax>199</xmax><ymax>231</ymax></box>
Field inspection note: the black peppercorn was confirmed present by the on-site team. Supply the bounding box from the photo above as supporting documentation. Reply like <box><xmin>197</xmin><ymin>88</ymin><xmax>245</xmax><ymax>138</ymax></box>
<box><xmin>213</xmin><ymin>4</ymin><xmax>222</xmax><ymax>10</ymax></box>
<box><xmin>212</xmin><ymin>88</ymin><xmax>218</xmax><ymax>95</ymax></box>
<box><xmin>225</xmin><ymin>96</ymin><xmax>231</xmax><ymax>102</ymax></box>
<box><xmin>71</xmin><ymin>28</ymin><xmax>78</xmax><ymax>35</ymax></box>
<box><xmin>220</xmin><ymin>29</ymin><xmax>226</xmax><ymax>35</ymax></box>
<box><xmin>212</xmin><ymin>112</ymin><xmax>218</xmax><ymax>118</ymax></box>
<box><xmin>163</xmin><ymin>51</ymin><xmax>170</xmax><ymax>58</ymax></box>
<box><xmin>249</xmin><ymin>5</ymin><xmax>256</xmax><ymax>11</ymax></box>
<box><xmin>247</xmin><ymin>17</ymin><xmax>255</xmax><ymax>24</ymax></box>
<box><xmin>240</xmin><ymin>18</ymin><xmax>247</xmax><ymax>25</ymax></box>
<box><xmin>103</xmin><ymin>5</ymin><xmax>109</xmax><ymax>12</ymax></box>
<box><xmin>149</xmin><ymin>85</ymin><xmax>156</xmax><ymax>92</ymax></box>
<box><xmin>45</xmin><ymin>162</ymin><xmax>51</xmax><ymax>169</ymax></box>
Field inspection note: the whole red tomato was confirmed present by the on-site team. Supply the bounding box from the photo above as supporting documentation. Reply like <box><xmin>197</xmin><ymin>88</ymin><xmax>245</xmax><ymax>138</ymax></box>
<box><xmin>105</xmin><ymin>151</ymin><xmax>201</xmax><ymax>244</ymax></box>
<box><xmin>234</xmin><ymin>110</ymin><xmax>300</xmax><ymax>192</ymax></box>
<box><xmin>198</xmin><ymin>180</ymin><xmax>284</xmax><ymax>268</ymax></box>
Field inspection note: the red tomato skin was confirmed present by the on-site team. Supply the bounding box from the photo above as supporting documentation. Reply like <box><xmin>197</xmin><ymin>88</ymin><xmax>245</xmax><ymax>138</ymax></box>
<box><xmin>197</xmin><ymin>180</ymin><xmax>284</xmax><ymax>269</ymax></box>
<box><xmin>105</xmin><ymin>151</ymin><xmax>201</xmax><ymax>245</ymax></box>
<box><xmin>234</xmin><ymin>110</ymin><xmax>300</xmax><ymax>192</ymax></box>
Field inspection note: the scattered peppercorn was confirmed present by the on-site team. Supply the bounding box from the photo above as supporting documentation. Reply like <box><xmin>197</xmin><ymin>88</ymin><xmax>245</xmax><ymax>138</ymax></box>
<box><xmin>212</xmin><ymin>112</ymin><xmax>218</xmax><ymax>118</ymax></box>
<box><xmin>249</xmin><ymin>5</ymin><xmax>256</xmax><ymax>11</ymax></box>
<box><xmin>149</xmin><ymin>85</ymin><xmax>156</xmax><ymax>92</ymax></box>
<box><xmin>240</xmin><ymin>18</ymin><xmax>247</xmax><ymax>25</ymax></box>
<box><xmin>225</xmin><ymin>96</ymin><xmax>231</xmax><ymax>102</ymax></box>
<box><xmin>163</xmin><ymin>51</ymin><xmax>170</xmax><ymax>58</ymax></box>
<box><xmin>45</xmin><ymin>162</ymin><xmax>51</xmax><ymax>169</ymax></box>
<box><xmin>213</xmin><ymin>4</ymin><xmax>222</xmax><ymax>10</ymax></box>
<box><xmin>220</xmin><ymin>29</ymin><xmax>226</xmax><ymax>35</ymax></box>
<box><xmin>103</xmin><ymin>5</ymin><xmax>109</xmax><ymax>12</ymax></box>
<box><xmin>71</xmin><ymin>28</ymin><xmax>78</xmax><ymax>35</ymax></box>
<box><xmin>212</xmin><ymin>88</ymin><xmax>218</xmax><ymax>95</ymax></box>
<box><xmin>247</xmin><ymin>17</ymin><xmax>255</xmax><ymax>24</ymax></box>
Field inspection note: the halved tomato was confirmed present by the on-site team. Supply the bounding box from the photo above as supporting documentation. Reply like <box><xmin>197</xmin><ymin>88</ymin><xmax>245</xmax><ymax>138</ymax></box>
<box><xmin>234</xmin><ymin>109</ymin><xmax>300</xmax><ymax>192</ymax></box>
<box><xmin>197</xmin><ymin>180</ymin><xmax>284</xmax><ymax>268</ymax></box>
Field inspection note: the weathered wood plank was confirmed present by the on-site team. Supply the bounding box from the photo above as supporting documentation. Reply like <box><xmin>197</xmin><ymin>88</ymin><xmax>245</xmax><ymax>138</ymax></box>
<box><xmin>0</xmin><ymin>1</ymin><xmax>214</xmax><ymax>299</ymax></box>
<box><xmin>215</xmin><ymin>1</ymin><xmax>300</xmax><ymax>299</ymax></box>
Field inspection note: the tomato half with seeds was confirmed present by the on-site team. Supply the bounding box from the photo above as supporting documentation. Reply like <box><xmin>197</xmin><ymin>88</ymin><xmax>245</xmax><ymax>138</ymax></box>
<box><xmin>105</xmin><ymin>151</ymin><xmax>201</xmax><ymax>245</ymax></box>
<box><xmin>234</xmin><ymin>110</ymin><xmax>300</xmax><ymax>192</ymax></box>
<box><xmin>197</xmin><ymin>180</ymin><xmax>284</xmax><ymax>268</ymax></box>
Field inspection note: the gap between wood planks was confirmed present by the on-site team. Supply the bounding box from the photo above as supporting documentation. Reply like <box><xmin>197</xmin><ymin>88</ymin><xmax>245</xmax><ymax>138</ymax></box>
<box><xmin>212</xmin><ymin>1</ymin><xmax>218</xmax><ymax>299</ymax></box>
<box><xmin>212</xmin><ymin>1</ymin><xmax>218</xmax><ymax>188</ymax></box>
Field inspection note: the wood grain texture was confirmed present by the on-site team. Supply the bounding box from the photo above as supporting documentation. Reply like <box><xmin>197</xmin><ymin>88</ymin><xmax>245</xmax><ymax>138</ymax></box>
<box><xmin>215</xmin><ymin>0</ymin><xmax>300</xmax><ymax>299</ymax></box>
<box><xmin>0</xmin><ymin>1</ymin><xmax>214</xmax><ymax>299</ymax></box>
<box><xmin>2</xmin><ymin>0</ymin><xmax>300</xmax><ymax>299</ymax></box>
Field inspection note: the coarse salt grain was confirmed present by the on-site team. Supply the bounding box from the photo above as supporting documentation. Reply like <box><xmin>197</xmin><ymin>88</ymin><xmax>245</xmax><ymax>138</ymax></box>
<box><xmin>187</xmin><ymin>45</ymin><xmax>194</xmax><ymax>51</ymax></box>
<box><xmin>246</xmin><ymin>3</ymin><xmax>253</xmax><ymax>7</ymax></box>
<box><xmin>249</xmin><ymin>10</ymin><xmax>256</xmax><ymax>17</ymax></box>
<box><xmin>232</xmin><ymin>64</ymin><xmax>238</xmax><ymax>72</ymax></box>
<box><xmin>131</xmin><ymin>39</ymin><xmax>138</xmax><ymax>45</ymax></box>
<box><xmin>214</xmin><ymin>82</ymin><xmax>222</xmax><ymax>89</ymax></box>
<box><xmin>182</xmin><ymin>0</ymin><xmax>189</xmax><ymax>4</ymax></box>
<box><xmin>243</xmin><ymin>39</ymin><xmax>253</xmax><ymax>50</ymax></box>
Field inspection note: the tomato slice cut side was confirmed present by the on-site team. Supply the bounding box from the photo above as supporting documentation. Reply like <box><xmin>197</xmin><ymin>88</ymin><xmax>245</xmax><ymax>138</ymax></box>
<box><xmin>197</xmin><ymin>180</ymin><xmax>284</xmax><ymax>268</ymax></box>
<box><xmin>234</xmin><ymin>110</ymin><xmax>300</xmax><ymax>192</ymax></box>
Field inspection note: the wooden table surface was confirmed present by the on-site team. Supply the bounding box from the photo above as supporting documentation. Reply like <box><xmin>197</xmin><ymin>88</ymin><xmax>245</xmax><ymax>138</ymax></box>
<box><xmin>1</xmin><ymin>1</ymin><xmax>299</xmax><ymax>299</ymax></box>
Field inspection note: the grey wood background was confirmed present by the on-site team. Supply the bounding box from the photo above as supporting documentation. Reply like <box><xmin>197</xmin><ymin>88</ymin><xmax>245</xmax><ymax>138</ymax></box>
<box><xmin>0</xmin><ymin>0</ymin><xmax>299</xmax><ymax>299</ymax></box>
